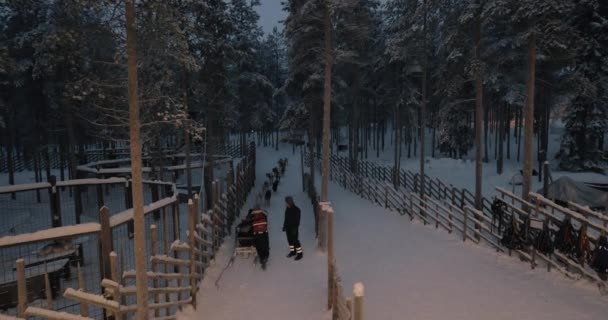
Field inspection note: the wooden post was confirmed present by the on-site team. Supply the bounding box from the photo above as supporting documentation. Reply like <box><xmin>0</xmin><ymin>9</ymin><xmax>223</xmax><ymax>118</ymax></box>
<box><xmin>48</xmin><ymin>175</ymin><xmax>62</xmax><ymax>227</ymax></box>
<box><xmin>448</xmin><ymin>208</ymin><xmax>453</xmax><ymax>233</ymax></box>
<box><xmin>96</xmin><ymin>171</ymin><xmax>105</xmax><ymax>211</ymax></box>
<box><xmin>99</xmin><ymin>207</ymin><xmax>113</xmax><ymax>281</ymax></box>
<box><xmin>384</xmin><ymin>185</ymin><xmax>388</xmax><ymax>208</ymax></box>
<box><xmin>353</xmin><ymin>282</ymin><xmax>364</xmax><ymax>320</ymax></box>
<box><xmin>542</xmin><ymin>161</ymin><xmax>549</xmax><ymax>198</ymax></box>
<box><xmin>77</xmin><ymin>263</ymin><xmax>89</xmax><ymax>317</ymax></box>
<box><xmin>463</xmin><ymin>208</ymin><xmax>468</xmax><ymax>242</ymax></box>
<box><xmin>110</xmin><ymin>252</ymin><xmax>122</xmax><ymax>320</ymax></box>
<box><xmin>44</xmin><ymin>271</ymin><xmax>53</xmax><ymax>310</ymax></box>
<box><xmin>435</xmin><ymin>203</ymin><xmax>439</xmax><ymax>229</ymax></box>
<box><xmin>531</xmin><ymin>246</ymin><xmax>536</xmax><ymax>270</ymax></box>
<box><xmin>188</xmin><ymin>199</ymin><xmax>197</xmax><ymax>308</ymax></box>
<box><xmin>409</xmin><ymin>193</ymin><xmax>414</xmax><ymax>221</ymax></box>
<box><xmin>327</xmin><ymin>207</ymin><xmax>334</xmax><ymax>310</ymax></box>
<box><xmin>150</xmin><ymin>225</ymin><xmax>160</xmax><ymax>317</ymax></box>
<box><xmin>99</xmin><ymin>207</ymin><xmax>114</xmax><ymax>320</ymax></box>
<box><xmin>16</xmin><ymin>259</ymin><xmax>27</xmax><ymax>318</ymax></box>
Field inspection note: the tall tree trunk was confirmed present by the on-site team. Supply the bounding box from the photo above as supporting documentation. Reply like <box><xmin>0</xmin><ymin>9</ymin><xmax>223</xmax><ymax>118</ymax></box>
<box><xmin>517</xmin><ymin>107</ymin><xmax>523</xmax><ymax>162</ymax></box>
<box><xmin>125</xmin><ymin>1</ymin><xmax>148</xmax><ymax>317</ymax></box>
<box><xmin>419</xmin><ymin>0</ymin><xmax>428</xmax><ymax>197</ymax></box>
<box><xmin>393</xmin><ymin>106</ymin><xmax>401</xmax><ymax>187</ymax></box>
<box><xmin>431</xmin><ymin>117</ymin><xmax>436</xmax><ymax>159</ymax></box>
<box><xmin>494</xmin><ymin>107</ymin><xmax>499</xmax><ymax>160</ymax></box>
<box><xmin>497</xmin><ymin>104</ymin><xmax>504</xmax><ymax>174</ymax></box>
<box><xmin>321</xmin><ymin>1</ymin><xmax>332</xmax><ymax>202</ymax></box>
<box><xmin>483</xmin><ymin>98</ymin><xmax>489</xmax><ymax>162</ymax></box>
<box><xmin>474</xmin><ymin>11</ymin><xmax>483</xmax><ymax>210</ymax></box>
<box><xmin>522</xmin><ymin>33</ymin><xmax>536</xmax><ymax>204</ymax></box>
<box><xmin>506</xmin><ymin>104</ymin><xmax>511</xmax><ymax>160</ymax></box>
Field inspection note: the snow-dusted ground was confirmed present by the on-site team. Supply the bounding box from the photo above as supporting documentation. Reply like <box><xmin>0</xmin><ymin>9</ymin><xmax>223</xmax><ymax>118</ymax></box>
<box><xmin>323</xmin><ymin>180</ymin><xmax>607</xmax><ymax>320</ymax></box>
<box><xmin>177</xmin><ymin>146</ymin><xmax>327</xmax><ymax>320</ymax></box>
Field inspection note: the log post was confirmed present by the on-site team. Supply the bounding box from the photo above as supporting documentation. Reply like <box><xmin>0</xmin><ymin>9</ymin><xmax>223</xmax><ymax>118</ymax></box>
<box><xmin>463</xmin><ymin>208</ymin><xmax>468</xmax><ymax>242</ymax></box>
<box><xmin>48</xmin><ymin>175</ymin><xmax>62</xmax><ymax>227</ymax></box>
<box><xmin>77</xmin><ymin>263</ymin><xmax>89</xmax><ymax>317</ymax></box>
<box><xmin>44</xmin><ymin>270</ymin><xmax>53</xmax><ymax>310</ymax></box>
<box><xmin>16</xmin><ymin>259</ymin><xmax>27</xmax><ymax>318</ymax></box>
<box><xmin>150</xmin><ymin>225</ymin><xmax>160</xmax><ymax>317</ymax></box>
<box><xmin>435</xmin><ymin>203</ymin><xmax>439</xmax><ymax>229</ymax></box>
<box><xmin>96</xmin><ymin>171</ymin><xmax>105</xmax><ymax>212</ymax></box>
<box><xmin>531</xmin><ymin>246</ymin><xmax>536</xmax><ymax>270</ymax></box>
<box><xmin>110</xmin><ymin>252</ymin><xmax>122</xmax><ymax>320</ymax></box>
<box><xmin>353</xmin><ymin>282</ymin><xmax>364</xmax><ymax>320</ymax></box>
<box><xmin>327</xmin><ymin>206</ymin><xmax>334</xmax><ymax>310</ymax></box>
<box><xmin>543</xmin><ymin>161</ymin><xmax>549</xmax><ymax>198</ymax></box>
<box><xmin>99</xmin><ymin>207</ymin><xmax>113</xmax><ymax>281</ymax></box>
<box><xmin>188</xmin><ymin>199</ymin><xmax>197</xmax><ymax>308</ymax></box>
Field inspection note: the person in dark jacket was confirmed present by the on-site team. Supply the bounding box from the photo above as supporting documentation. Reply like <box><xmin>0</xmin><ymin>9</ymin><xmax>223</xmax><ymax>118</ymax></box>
<box><xmin>283</xmin><ymin>196</ymin><xmax>302</xmax><ymax>260</ymax></box>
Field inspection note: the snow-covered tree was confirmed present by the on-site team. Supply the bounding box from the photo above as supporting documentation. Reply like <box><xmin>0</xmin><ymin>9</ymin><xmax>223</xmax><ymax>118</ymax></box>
<box><xmin>557</xmin><ymin>0</ymin><xmax>608</xmax><ymax>172</ymax></box>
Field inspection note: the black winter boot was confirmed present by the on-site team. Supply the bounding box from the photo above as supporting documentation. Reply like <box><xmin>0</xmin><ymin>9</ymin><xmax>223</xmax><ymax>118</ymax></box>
<box><xmin>287</xmin><ymin>251</ymin><xmax>296</xmax><ymax>258</ymax></box>
<box><xmin>295</xmin><ymin>252</ymin><xmax>303</xmax><ymax>261</ymax></box>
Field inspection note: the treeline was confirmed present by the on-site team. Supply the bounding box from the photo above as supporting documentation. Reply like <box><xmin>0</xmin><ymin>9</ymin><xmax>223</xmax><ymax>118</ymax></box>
<box><xmin>0</xmin><ymin>0</ymin><xmax>286</xmax><ymax>181</ymax></box>
<box><xmin>281</xmin><ymin>0</ymin><xmax>607</xmax><ymax>174</ymax></box>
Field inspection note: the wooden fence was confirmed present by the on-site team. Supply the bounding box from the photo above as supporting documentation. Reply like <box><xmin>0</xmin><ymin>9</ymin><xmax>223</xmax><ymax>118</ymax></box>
<box><xmin>0</xmin><ymin>143</ymin><xmax>256</xmax><ymax>319</ymax></box>
<box><xmin>303</xmin><ymin>174</ymin><xmax>365</xmax><ymax>320</ymax></box>
<box><xmin>309</xmin><ymin>151</ymin><xmax>608</xmax><ymax>293</ymax></box>
<box><xmin>307</xmin><ymin>154</ymin><xmax>495</xmax><ymax>224</ymax></box>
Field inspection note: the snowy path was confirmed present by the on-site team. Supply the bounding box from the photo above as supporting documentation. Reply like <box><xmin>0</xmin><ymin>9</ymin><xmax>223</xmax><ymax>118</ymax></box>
<box><xmin>326</xmin><ymin>180</ymin><xmax>608</xmax><ymax>320</ymax></box>
<box><xmin>178</xmin><ymin>146</ymin><xmax>326</xmax><ymax>320</ymax></box>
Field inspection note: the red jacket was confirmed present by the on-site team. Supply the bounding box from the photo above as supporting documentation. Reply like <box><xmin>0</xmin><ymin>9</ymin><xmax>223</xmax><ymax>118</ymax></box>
<box><xmin>250</xmin><ymin>210</ymin><xmax>268</xmax><ymax>234</ymax></box>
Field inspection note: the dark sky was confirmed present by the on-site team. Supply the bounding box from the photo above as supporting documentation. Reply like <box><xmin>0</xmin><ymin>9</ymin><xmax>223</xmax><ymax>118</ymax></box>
<box><xmin>256</xmin><ymin>0</ymin><xmax>286</xmax><ymax>34</ymax></box>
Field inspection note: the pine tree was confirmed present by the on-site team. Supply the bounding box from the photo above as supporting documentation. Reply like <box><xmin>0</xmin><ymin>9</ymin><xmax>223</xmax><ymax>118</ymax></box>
<box><xmin>283</xmin><ymin>0</ymin><xmax>326</xmax><ymax>182</ymax></box>
<box><xmin>558</xmin><ymin>0</ymin><xmax>608</xmax><ymax>173</ymax></box>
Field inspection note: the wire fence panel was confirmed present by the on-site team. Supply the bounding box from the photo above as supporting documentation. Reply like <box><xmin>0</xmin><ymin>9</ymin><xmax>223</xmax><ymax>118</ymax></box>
<box><xmin>0</xmin><ymin>233</ymin><xmax>103</xmax><ymax>319</ymax></box>
<box><xmin>0</xmin><ymin>188</ymin><xmax>53</xmax><ymax>237</ymax></box>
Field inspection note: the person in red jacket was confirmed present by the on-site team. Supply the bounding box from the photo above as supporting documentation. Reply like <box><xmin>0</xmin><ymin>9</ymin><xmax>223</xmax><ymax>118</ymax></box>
<box><xmin>249</xmin><ymin>208</ymin><xmax>270</xmax><ymax>269</ymax></box>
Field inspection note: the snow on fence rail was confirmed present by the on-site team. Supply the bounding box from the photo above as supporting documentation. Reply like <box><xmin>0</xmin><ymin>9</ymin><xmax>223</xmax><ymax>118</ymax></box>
<box><xmin>318</xmin><ymin>150</ymin><xmax>608</xmax><ymax>295</ymax></box>
<box><xmin>0</xmin><ymin>142</ymin><xmax>257</xmax><ymax>319</ymax></box>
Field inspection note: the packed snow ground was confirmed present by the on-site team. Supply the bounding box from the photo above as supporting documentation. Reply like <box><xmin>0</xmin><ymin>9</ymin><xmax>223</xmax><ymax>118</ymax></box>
<box><xmin>177</xmin><ymin>146</ymin><xmax>327</xmax><ymax>320</ymax></box>
<box><xmin>322</xmin><ymin>180</ymin><xmax>608</xmax><ymax>319</ymax></box>
<box><xmin>179</xmin><ymin>144</ymin><xmax>606</xmax><ymax>320</ymax></box>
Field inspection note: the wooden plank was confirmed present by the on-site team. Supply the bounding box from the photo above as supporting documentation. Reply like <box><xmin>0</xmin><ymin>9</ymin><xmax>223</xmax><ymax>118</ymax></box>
<box><xmin>0</xmin><ymin>223</ymin><xmax>101</xmax><ymax>248</ymax></box>
<box><xmin>24</xmin><ymin>307</ymin><xmax>93</xmax><ymax>320</ymax></box>
<box><xmin>122</xmin><ymin>271</ymin><xmax>202</xmax><ymax>280</ymax></box>
<box><xmin>63</xmin><ymin>288</ymin><xmax>120</xmax><ymax>313</ymax></box>
<box><xmin>150</xmin><ymin>224</ymin><xmax>161</xmax><ymax>317</ymax></box>
<box><xmin>16</xmin><ymin>259</ymin><xmax>26</xmax><ymax>318</ymax></box>
<box><xmin>99</xmin><ymin>207</ymin><xmax>112</xmax><ymax>286</ymax></box>
<box><xmin>188</xmin><ymin>199</ymin><xmax>198</xmax><ymax>308</ymax></box>
<box><xmin>120</xmin><ymin>298</ymin><xmax>192</xmax><ymax>313</ymax></box>
<box><xmin>77</xmin><ymin>263</ymin><xmax>89</xmax><ymax>318</ymax></box>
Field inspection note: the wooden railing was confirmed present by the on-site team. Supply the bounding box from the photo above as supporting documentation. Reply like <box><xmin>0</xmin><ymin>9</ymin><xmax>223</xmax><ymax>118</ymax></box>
<box><xmin>306</xmin><ymin>153</ymin><xmax>497</xmax><ymax>230</ymax></box>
